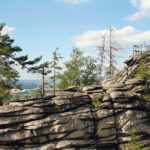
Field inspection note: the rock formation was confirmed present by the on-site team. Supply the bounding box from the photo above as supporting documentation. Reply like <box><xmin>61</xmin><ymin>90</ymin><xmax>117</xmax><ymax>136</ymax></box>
<box><xmin>0</xmin><ymin>54</ymin><xmax>150</xmax><ymax>150</ymax></box>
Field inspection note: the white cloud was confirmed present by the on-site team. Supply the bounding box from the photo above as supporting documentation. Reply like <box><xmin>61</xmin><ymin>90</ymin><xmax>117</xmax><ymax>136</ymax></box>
<box><xmin>58</xmin><ymin>0</ymin><xmax>88</xmax><ymax>4</ymax></box>
<box><xmin>73</xmin><ymin>29</ymin><xmax>106</xmax><ymax>48</ymax></box>
<box><xmin>73</xmin><ymin>26</ymin><xmax>150</xmax><ymax>48</ymax></box>
<box><xmin>0</xmin><ymin>25</ymin><xmax>15</xmax><ymax>35</ymax></box>
<box><xmin>140</xmin><ymin>0</ymin><xmax>150</xmax><ymax>10</ymax></box>
<box><xmin>128</xmin><ymin>0</ymin><xmax>150</xmax><ymax>20</ymax></box>
<box><xmin>130</xmin><ymin>0</ymin><xmax>138</xmax><ymax>6</ymax></box>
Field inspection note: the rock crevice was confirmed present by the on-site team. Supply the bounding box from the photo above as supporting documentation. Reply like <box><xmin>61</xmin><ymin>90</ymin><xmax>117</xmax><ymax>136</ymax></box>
<box><xmin>0</xmin><ymin>54</ymin><xmax>150</xmax><ymax>149</ymax></box>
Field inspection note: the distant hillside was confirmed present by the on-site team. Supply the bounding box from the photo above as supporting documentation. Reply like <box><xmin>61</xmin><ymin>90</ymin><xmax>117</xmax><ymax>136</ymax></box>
<box><xmin>17</xmin><ymin>80</ymin><xmax>41</xmax><ymax>90</ymax></box>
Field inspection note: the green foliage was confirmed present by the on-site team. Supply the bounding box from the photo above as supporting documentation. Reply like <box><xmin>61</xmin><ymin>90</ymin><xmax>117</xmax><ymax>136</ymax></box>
<box><xmin>31</xmin><ymin>87</ymin><xmax>42</xmax><ymax>97</ymax></box>
<box><xmin>81</xmin><ymin>56</ymin><xmax>99</xmax><ymax>86</ymax></box>
<box><xmin>0</xmin><ymin>23</ymin><xmax>41</xmax><ymax>103</ymax></box>
<box><xmin>57</xmin><ymin>48</ymin><xmax>99</xmax><ymax>90</ymax></box>
<box><xmin>142</xmin><ymin>94</ymin><xmax>150</xmax><ymax>101</ymax></box>
<box><xmin>92</xmin><ymin>99</ymin><xmax>103</xmax><ymax>108</ymax></box>
<box><xmin>123</xmin><ymin>128</ymin><xmax>150</xmax><ymax>150</ymax></box>
<box><xmin>135</xmin><ymin>59</ymin><xmax>150</xmax><ymax>101</ymax></box>
<box><xmin>57</xmin><ymin>48</ymin><xmax>84</xmax><ymax>89</ymax></box>
<box><xmin>28</xmin><ymin>62</ymin><xmax>49</xmax><ymax>74</ymax></box>
<box><xmin>0</xmin><ymin>85</ymin><xmax>10</xmax><ymax>103</ymax></box>
<box><xmin>49</xmin><ymin>48</ymin><xmax>62</xmax><ymax>93</ymax></box>
<box><xmin>97</xmin><ymin>126</ymin><xmax>103</xmax><ymax>134</ymax></box>
<box><xmin>13</xmin><ymin>94</ymin><xmax>21</xmax><ymax>101</ymax></box>
<box><xmin>28</xmin><ymin>62</ymin><xmax>50</xmax><ymax>98</ymax></box>
<box><xmin>135</xmin><ymin>62</ymin><xmax>150</xmax><ymax>79</ymax></box>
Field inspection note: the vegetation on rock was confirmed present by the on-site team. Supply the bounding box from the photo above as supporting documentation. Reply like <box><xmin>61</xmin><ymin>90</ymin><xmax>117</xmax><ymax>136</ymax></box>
<box><xmin>123</xmin><ymin>128</ymin><xmax>150</xmax><ymax>150</ymax></box>
<box><xmin>135</xmin><ymin>57</ymin><xmax>150</xmax><ymax>101</ymax></box>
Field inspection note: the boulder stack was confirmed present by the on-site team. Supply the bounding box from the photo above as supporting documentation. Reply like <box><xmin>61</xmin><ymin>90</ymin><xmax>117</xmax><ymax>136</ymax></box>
<box><xmin>0</xmin><ymin>54</ymin><xmax>150</xmax><ymax>149</ymax></box>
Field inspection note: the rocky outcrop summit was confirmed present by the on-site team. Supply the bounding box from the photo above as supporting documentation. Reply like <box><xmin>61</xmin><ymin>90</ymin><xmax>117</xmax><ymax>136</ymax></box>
<box><xmin>0</xmin><ymin>54</ymin><xmax>150</xmax><ymax>150</ymax></box>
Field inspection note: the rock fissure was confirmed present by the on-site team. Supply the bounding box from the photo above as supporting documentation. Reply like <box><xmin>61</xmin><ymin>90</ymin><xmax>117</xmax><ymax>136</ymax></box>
<box><xmin>111</xmin><ymin>98</ymin><xmax>120</xmax><ymax>150</ymax></box>
<box><xmin>0</xmin><ymin>54</ymin><xmax>150</xmax><ymax>149</ymax></box>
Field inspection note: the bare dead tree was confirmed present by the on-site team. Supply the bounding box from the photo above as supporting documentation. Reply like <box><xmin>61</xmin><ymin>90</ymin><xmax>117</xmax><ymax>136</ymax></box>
<box><xmin>97</xmin><ymin>33</ymin><xmax>106</xmax><ymax>82</ymax></box>
<box><xmin>96</xmin><ymin>27</ymin><xmax>120</xmax><ymax>81</ymax></box>
<box><xmin>109</xmin><ymin>27</ymin><xmax>113</xmax><ymax>77</ymax></box>
<box><xmin>107</xmin><ymin>26</ymin><xmax>119</xmax><ymax>77</ymax></box>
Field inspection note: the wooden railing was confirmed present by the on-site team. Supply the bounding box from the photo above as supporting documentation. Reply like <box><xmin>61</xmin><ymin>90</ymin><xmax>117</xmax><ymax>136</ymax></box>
<box><xmin>133</xmin><ymin>45</ymin><xmax>150</xmax><ymax>55</ymax></box>
<box><xmin>133</xmin><ymin>50</ymin><xmax>150</xmax><ymax>55</ymax></box>
<box><xmin>102</xmin><ymin>45</ymin><xmax>150</xmax><ymax>84</ymax></box>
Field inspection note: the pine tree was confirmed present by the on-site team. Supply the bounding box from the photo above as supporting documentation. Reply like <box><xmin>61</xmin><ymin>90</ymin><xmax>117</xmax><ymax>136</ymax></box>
<box><xmin>28</xmin><ymin>62</ymin><xmax>50</xmax><ymax>98</ymax></box>
<box><xmin>49</xmin><ymin>48</ymin><xmax>62</xmax><ymax>94</ymax></box>
<box><xmin>0</xmin><ymin>23</ymin><xmax>41</xmax><ymax>103</ymax></box>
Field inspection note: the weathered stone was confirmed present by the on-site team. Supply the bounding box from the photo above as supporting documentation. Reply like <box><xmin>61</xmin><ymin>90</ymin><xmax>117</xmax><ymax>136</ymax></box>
<box><xmin>82</xmin><ymin>85</ymin><xmax>102</xmax><ymax>92</ymax></box>
<box><xmin>29</xmin><ymin>143</ymin><xmax>55</xmax><ymax>150</ymax></box>
<box><xmin>97</xmin><ymin>116</ymin><xmax>116</xmax><ymax>138</ymax></box>
<box><xmin>55</xmin><ymin>93</ymin><xmax>74</xmax><ymax>99</ymax></box>
<box><xmin>64</xmin><ymin>86</ymin><xmax>80</xmax><ymax>92</ymax></box>
<box><xmin>102</xmin><ymin>81</ymin><xmax>114</xmax><ymax>90</ymax></box>
<box><xmin>110</xmin><ymin>91</ymin><xmax>138</xmax><ymax>99</ymax></box>
<box><xmin>109</xmin><ymin>83</ymin><xmax>126</xmax><ymax>88</ymax></box>
<box><xmin>85</xmin><ymin>89</ymin><xmax>104</xmax><ymax>94</ymax></box>
<box><xmin>1</xmin><ymin>54</ymin><xmax>150</xmax><ymax>149</ymax></box>
<box><xmin>124</xmin><ymin>56</ymin><xmax>133</xmax><ymax>66</ymax></box>
<box><xmin>107</xmin><ymin>85</ymin><xmax>132</xmax><ymax>93</ymax></box>
<box><xmin>89</xmin><ymin>93</ymin><xmax>104</xmax><ymax>100</ymax></box>
<box><xmin>132</xmin><ymin>85</ymin><xmax>145</xmax><ymax>92</ymax></box>
<box><xmin>102</xmin><ymin>101</ymin><xmax>112</xmax><ymax>108</ymax></box>
<box><xmin>102</xmin><ymin>94</ymin><xmax>111</xmax><ymax>102</ymax></box>
<box><xmin>95</xmin><ymin>109</ymin><xmax>113</xmax><ymax>120</ymax></box>
<box><xmin>125</xmin><ymin>77</ymin><xmax>144</xmax><ymax>85</ymax></box>
<box><xmin>114</xmin><ymin>103</ymin><xmax>134</xmax><ymax>108</ymax></box>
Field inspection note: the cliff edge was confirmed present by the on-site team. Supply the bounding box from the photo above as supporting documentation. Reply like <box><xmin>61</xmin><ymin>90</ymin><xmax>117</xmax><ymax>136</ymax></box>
<box><xmin>0</xmin><ymin>54</ymin><xmax>150</xmax><ymax>150</ymax></box>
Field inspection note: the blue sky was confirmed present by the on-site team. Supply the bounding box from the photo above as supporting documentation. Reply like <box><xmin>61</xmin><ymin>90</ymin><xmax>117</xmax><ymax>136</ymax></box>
<box><xmin>0</xmin><ymin>0</ymin><xmax>150</xmax><ymax>79</ymax></box>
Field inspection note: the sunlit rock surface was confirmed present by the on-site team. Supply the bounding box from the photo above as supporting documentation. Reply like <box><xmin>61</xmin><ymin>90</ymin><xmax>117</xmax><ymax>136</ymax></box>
<box><xmin>0</xmin><ymin>54</ymin><xmax>150</xmax><ymax>150</ymax></box>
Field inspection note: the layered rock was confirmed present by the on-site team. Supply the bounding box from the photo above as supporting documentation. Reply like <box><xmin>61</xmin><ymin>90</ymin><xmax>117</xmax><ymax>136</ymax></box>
<box><xmin>0</xmin><ymin>92</ymin><xmax>97</xmax><ymax>150</ymax></box>
<box><xmin>0</xmin><ymin>54</ymin><xmax>150</xmax><ymax>150</ymax></box>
